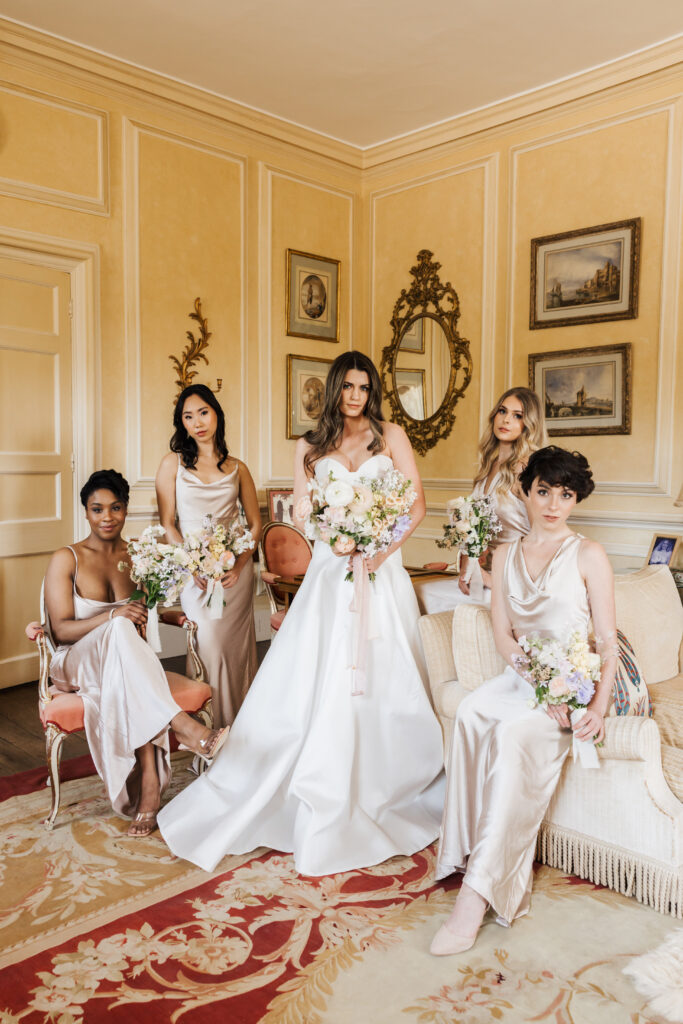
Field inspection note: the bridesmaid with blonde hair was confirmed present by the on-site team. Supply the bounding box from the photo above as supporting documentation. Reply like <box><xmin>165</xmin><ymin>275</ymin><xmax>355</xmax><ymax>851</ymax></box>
<box><xmin>156</xmin><ymin>385</ymin><xmax>262</xmax><ymax>727</ymax></box>
<box><xmin>420</xmin><ymin>387</ymin><xmax>545</xmax><ymax>614</ymax></box>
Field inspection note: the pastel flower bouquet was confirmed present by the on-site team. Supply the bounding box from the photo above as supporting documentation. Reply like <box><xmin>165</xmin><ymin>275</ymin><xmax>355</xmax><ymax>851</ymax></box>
<box><xmin>182</xmin><ymin>513</ymin><xmax>256</xmax><ymax>618</ymax></box>
<box><xmin>119</xmin><ymin>524</ymin><xmax>193</xmax><ymax>651</ymax></box>
<box><xmin>515</xmin><ymin>630</ymin><xmax>603</xmax><ymax>767</ymax></box>
<box><xmin>296</xmin><ymin>468</ymin><xmax>416</xmax><ymax>582</ymax></box>
<box><xmin>437</xmin><ymin>493</ymin><xmax>502</xmax><ymax>585</ymax></box>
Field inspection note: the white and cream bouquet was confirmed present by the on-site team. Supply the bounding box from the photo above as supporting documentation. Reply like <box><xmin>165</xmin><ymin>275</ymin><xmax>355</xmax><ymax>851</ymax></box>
<box><xmin>119</xmin><ymin>524</ymin><xmax>192</xmax><ymax>650</ymax></box>
<box><xmin>296</xmin><ymin>468</ymin><xmax>416</xmax><ymax>582</ymax></box>
<box><xmin>515</xmin><ymin>630</ymin><xmax>603</xmax><ymax>767</ymax></box>
<box><xmin>182</xmin><ymin>513</ymin><xmax>255</xmax><ymax>618</ymax></box>
<box><xmin>437</xmin><ymin>493</ymin><xmax>502</xmax><ymax>585</ymax></box>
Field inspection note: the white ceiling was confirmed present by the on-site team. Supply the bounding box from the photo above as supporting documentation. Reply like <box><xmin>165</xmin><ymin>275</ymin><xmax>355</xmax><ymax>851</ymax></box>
<box><xmin>1</xmin><ymin>0</ymin><xmax>682</xmax><ymax>148</ymax></box>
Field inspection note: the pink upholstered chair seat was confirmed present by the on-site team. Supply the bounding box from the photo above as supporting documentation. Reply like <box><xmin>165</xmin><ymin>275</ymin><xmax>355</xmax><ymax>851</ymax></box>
<box><xmin>39</xmin><ymin>689</ymin><xmax>85</xmax><ymax>734</ymax></box>
<box><xmin>270</xmin><ymin>609</ymin><xmax>286</xmax><ymax>631</ymax></box>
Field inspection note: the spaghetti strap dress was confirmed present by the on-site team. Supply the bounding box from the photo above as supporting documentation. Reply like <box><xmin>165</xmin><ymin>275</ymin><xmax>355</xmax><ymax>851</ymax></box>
<box><xmin>175</xmin><ymin>459</ymin><xmax>257</xmax><ymax>727</ymax></box>
<box><xmin>49</xmin><ymin>547</ymin><xmax>182</xmax><ymax>817</ymax></box>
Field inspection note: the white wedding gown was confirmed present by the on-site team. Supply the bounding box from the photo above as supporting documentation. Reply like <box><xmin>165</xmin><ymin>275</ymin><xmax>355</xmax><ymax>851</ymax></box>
<box><xmin>158</xmin><ymin>454</ymin><xmax>445</xmax><ymax>876</ymax></box>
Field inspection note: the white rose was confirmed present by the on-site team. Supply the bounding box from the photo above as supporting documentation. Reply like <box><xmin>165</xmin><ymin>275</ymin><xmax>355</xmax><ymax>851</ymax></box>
<box><xmin>325</xmin><ymin>480</ymin><xmax>355</xmax><ymax>508</ymax></box>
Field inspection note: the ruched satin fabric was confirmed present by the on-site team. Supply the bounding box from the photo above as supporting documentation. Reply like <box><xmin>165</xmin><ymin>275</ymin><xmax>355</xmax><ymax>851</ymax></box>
<box><xmin>175</xmin><ymin>460</ymin><xmax>257</xmax><ymax>727</ymax></box>
<box><xmin>437</xmin><ymin>533</ymin><xmax>590</xmax><ymax>924</ymax></box>
<box><xmin>158</xmin><ymin>454</ymin><xmax>445</xmax><ymax>876</ymax></box>
<box><xmin>49</xmin><ymin>549</ymin><xmax>181</xmax><ymax>816</ymax></box>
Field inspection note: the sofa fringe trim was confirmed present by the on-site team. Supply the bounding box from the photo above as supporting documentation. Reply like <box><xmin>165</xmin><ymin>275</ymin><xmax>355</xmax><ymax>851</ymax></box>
<box><xmin>536</xmin><ymin>823</ymin><xmax>682</xmax><ymax>919</ymax></box>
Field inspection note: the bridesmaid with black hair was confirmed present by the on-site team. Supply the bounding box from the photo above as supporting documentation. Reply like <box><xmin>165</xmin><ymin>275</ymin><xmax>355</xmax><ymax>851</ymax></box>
<box><xmin>156</xmin><ymin>385</ymin><xmax>262</xmax><ymax>727</ymax></box>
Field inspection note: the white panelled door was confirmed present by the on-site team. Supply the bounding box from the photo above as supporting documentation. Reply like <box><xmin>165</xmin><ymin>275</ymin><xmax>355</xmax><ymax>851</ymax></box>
<box><xmin>0</xmin><ymin>257</ymin><xmax>74</xmax><ymax>688</ymax></box>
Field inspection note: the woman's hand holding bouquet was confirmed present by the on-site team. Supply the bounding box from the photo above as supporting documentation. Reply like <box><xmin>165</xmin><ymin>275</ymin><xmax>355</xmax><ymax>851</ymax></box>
<box><xmin>182</xmin><ymin>514</ymin><xmax>255</xmax><ymax>619</ymax></box>
<box><xmin>118</xmin><ymin>524</ymin><xmax>193</xmax><ymax>651</ymax></box>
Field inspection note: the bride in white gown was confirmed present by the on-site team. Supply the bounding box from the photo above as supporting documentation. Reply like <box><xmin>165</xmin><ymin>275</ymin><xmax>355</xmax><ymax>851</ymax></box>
<box><xmin>158</xmin><ymin>350</ymin><xmax>445</xmax><ymax>876</ymax></box>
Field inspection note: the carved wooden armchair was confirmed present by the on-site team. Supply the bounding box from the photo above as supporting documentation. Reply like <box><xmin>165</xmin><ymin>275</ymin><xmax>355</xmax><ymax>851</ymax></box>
<box><xmin>26</xmin><ymin>590</ymin><xmax>213</xmax><ymax>829</ymax></box>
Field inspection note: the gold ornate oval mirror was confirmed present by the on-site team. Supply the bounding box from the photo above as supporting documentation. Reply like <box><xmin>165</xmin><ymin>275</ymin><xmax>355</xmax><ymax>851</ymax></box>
<box><xmin>380</xmin><ymin>250</ymin><xmax>473</xmax><ymax>456</ymax></box>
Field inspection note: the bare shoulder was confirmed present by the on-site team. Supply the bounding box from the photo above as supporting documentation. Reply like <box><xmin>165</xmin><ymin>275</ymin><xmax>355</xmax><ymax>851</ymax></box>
<box><xmin>295</xmin><ymin>436</ymin><xmax>313</xmax><ymax>464</ymax></box>
<box><xmin>157</xmin><ymin>451</ymin><xmax>178</xmax><ymax>475</ymax></box>
<box><xmin>382</xmin><ymin>420</ymin><xmax>408</xmax><ymax>452</ymax></box>
<box><xmin>492</xmin><ymin>542</ymin><xmax>511</xmax><ymax>568</ymax></box>
<box><xmin>47</xmin><ymin>545</ymin><xmax>77</xmax><ymax>576</ymax></box>
<box><xmin>578</xmin><ymin>536</ymin><xmax>610</xmax><ymax>566</ymax></box>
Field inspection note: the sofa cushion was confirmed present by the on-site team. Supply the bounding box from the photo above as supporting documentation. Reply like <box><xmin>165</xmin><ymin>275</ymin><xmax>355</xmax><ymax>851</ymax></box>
<box><xmin>609</xmin><ymin>630</ymin><xmax>652</xmax><ymax>718</ymax></box>
<box><xmin>451</xmin><ymin>603</ymin><xmax>505</xmax><ymax>691</ymax></box>
<box><xmin>648</xmin><ymin>674</ymin><xmax>683</xmax><ymax>748</ymax></box>
<box><xmin>614</xmin><ymin>566</ymin><xmax>683</xmax><ymax>684</ymax></box>
<box><xmin>660</xmin><ymin>743</ymin><xmax>683</xmax><ymax>802</ymax></box>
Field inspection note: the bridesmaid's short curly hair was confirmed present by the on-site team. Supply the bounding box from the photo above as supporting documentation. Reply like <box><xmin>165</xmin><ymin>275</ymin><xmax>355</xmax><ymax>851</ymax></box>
<box><xmin>519</xmin><ymin>446</ymin><xmax>595</xmax><ymax>502</ymax></box>
<box><xmin>80</xmin><ymin>469</ymin><xmax>130</xmax><ymax>508</ymax></box>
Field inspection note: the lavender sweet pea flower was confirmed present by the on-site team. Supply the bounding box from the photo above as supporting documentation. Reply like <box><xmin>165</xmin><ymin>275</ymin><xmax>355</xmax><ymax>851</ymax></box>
<box><xmin>391</xmin><ymin>514</ymin><xmax>412</xmax><ymax>543</ymax></box>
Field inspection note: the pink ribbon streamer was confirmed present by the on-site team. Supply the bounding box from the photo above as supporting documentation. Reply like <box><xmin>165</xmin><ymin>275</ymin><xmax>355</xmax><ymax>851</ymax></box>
<box><xmin>349</xmin><ymin>553</ymin><xmax>370</xmax><ymax>696</ymax></box>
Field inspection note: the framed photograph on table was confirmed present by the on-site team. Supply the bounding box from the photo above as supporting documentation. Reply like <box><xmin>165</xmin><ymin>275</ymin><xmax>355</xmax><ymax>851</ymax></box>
<box><xmin>266</xmin><ymin>488</ymin><xmax>294</xmax><ymax>525</ymax></box>
<box><xmin>287</xmin><ymin>353</ymin><xmax>334</xmax><ymax>439</ymax></box>
<box><xmin>530</xmin><ymin>218</ymin><xmax>640</xmax><ymax>330</ymax></box>
<box><xmin>286</xmin><ymin>249</ymin><xmax>340</xmax><ymax>342</ymax></box>
<box><xmin>394</xmin><ymin>368</ymin><xmax>426</xmax><ymax>420</ymax></box>
<box><xmin>529</xmin><ymin>342</ymin><xmax>632</xmax><ymax>437</ymax></box>
<box><xmin>645</xmin><ymin>534</ymin><xmax>680</xmax><ymax>568</ymax></box>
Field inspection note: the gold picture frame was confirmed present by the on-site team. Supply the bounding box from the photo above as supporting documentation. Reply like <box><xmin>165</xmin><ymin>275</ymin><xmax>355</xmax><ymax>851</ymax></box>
<box><xmin>529</xmin><ymin>342</ymin><xmax>632</xmax><ymax>437</ymax></box>
<box><xmin>266</xmin><ymin>488</ymin><xmax>295</xmax><ymax>525</ymax></box>
<box><xmin>286</xmin><ymin>249</ymin><xmax>340</xmax><ymax>342</ymax></box>
<box><xmin>645</xmin><ymin>534</ymin><xmax>681</xmax><ymax>568</ymax></box>
<box><xmin>530</xmin><ymin>218</ymin><xmax>640</xmax><ymax>330</ymax></box>
<box><xmin>287</xmin><ymin>353</ymin><xmax>334</xmax><ymax>439</ymax></box>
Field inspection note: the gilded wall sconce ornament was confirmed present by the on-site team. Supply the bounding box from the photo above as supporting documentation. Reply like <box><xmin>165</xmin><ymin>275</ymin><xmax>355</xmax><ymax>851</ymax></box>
<box><xmin>380</xmin><ymin>250</ymin><xmax>472</xmax><ymax>456</ymax></box>
<box><xmin>169</xmin><ymin>297</ymin><xmax>222</xmax><ymax>398</ymax></box>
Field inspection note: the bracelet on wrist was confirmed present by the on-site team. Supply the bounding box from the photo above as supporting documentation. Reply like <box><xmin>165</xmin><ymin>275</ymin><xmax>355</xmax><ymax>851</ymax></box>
<box><xmin>109</xmin><ymin>608</ymin><xmax>116</xmax><ymax>620</ymax></box>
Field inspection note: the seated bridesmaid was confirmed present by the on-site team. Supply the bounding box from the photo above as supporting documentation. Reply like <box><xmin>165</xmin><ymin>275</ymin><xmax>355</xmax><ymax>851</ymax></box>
<box><xmin>431</xmin><ymin>446</ymin><xmax>617</xmax><ymax>954</ymax></box>
<box><xmin>44</xmin><ymin>469</ymin><xmax>227</xmax><ymax>837</ymax></box>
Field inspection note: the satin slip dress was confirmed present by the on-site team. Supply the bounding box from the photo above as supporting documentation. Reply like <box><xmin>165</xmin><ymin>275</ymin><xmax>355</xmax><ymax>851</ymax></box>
<box><xmin>436</xmin><ymin>533</ymin><xmax>589</xmax><ymax>924</ymax></box>
<box><xmin>49</xmin><ymin>547</ymin><xmax>182</xmax><ymax>817</ymax></box>
<box><xmin>415</xmin><ymin>469</ymin><xmax>530</xmax><ymax>614</ymax></box>
<box><xmin>175</xmin><ymin>459</ymin><xmax>257</xmax><ymax>727</ymax></box>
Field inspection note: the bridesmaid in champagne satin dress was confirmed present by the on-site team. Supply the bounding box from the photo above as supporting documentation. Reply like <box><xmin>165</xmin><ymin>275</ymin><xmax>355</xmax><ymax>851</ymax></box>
<box><xmin>156</xmin><ymin>385</ymin><xmax>261</xmax><ymax>727</ymax></box>
<box><xmin>417</xmin><ymin>388</ymin><xmax>544</xmax><ymax>615</ymax></box>
<box><xmin>45</xmin><ymin>470</ymin><xmax>226</xmax><ymax>836</ymax></box>
<box><xmin>431</xmin><ymin>447</ymin><xmax>618</xmax><ymax>955</ymax></box>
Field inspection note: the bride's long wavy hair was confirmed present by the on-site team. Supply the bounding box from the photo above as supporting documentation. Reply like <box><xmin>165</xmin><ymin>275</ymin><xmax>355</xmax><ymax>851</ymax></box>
<box><xmin>474</xmin><ymin>387</ymin><xmax>546</xmax><ymax>495</ymax></box>
<box><xmin>170</xmin><ymin>384</ymin><xmax>229</xmax><ymax>471</ymax></box>
<box><xmin>303</xmin><ymin>351</ymin><xmax>385</xmax><ymax>473</ymax></box>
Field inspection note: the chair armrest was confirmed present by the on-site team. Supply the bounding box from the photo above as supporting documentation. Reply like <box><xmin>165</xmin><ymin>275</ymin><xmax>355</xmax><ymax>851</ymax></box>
<box><xmin>452</xmin><ymin>603</ymin><xmax>506</xmax><ymax>691</ymax></box>
<box><xmin>25</xmin><ymin>621</ymin><xmax>44</xmax><ymax>642</ymax></box>
<box><xmin>36</xmin><ymin>632</ymin><xmax>52</xmax><ymax>703</ymax></box>
<box><xmin>423</xmin><ymin>562</ymin><xmax>448</xmax><ymax>572</ymax></box>
<box><xmin>182</xmin><ymin>618</ymin><xmax>204</xmax><ymax>682</ymax></box>
<box><xmin>598</xmin><ymin>715</ymin><xmax>662</xmax><ymax>762</ymax></box>
<box><xmin>418</xmin><ymin>612</ymin><xmax>456</xmax><ymax>704</ymax></box>
<box><xmin>261</xmin><ymin>571</ymin><xmax>279</xmax><ymax>585</ymax></box>
<box><xmin>159</xmin><ymin>609</ymin><xmax>188</xmax><ymax>627</ymax></box>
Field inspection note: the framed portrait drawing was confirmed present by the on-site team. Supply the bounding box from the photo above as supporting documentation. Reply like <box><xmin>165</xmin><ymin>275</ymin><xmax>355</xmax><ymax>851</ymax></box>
<box><xmin>266</xmin><ymin>488</ymin><xmax>294</xmax><ymax>525</ymax></box>
<box><xmin>287</xmin><ymin>353</ymin><xmax>334</xmax><ymax>439</ymax></box>
<box><xmin>529</xmin><ymin>342</ymin><xmax>631</xmax><ymax>437</ymax></box>
<box><xmin>394</xmin><ymin>368</ymin><xmax>426</xmax><ymax>421</ymax></box>
<box><xmin>398</xmin><ymin>317</ymin><xmax>424</xmax><ymax>353</ymax></box>
<box><xmin>645</xmin><ymin>534</ymin><xmax>680</xmax><ymax>568</ymax></box>
<box><xmin>286</xmin><ymin>249</ymin><xmax>340</xmax><ymax>342</ymax></box>
<box><xmin>530</xmin><ymin>218</ymin><xmax>640</xmax><ymax>329</ymax></box>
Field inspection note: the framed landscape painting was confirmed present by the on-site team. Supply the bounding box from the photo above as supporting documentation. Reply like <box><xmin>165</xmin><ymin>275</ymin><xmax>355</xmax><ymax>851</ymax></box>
<box><xmin>287</xmin><ymin>353</ymin><xmax>334</xmax><ymax>439</ymax></box>
<box><xmin>286</xmin><ymin>249</ymin><xmax>340</xmax><ymax>342</ymax></box>
<box><xmin>530</xmin><ymin>219</ymin><xmax>640</xmax><ymax>329</ymax></box>
<box><xmin>529</xmin><ymin>342</ymin><xmax>632</xmax><ymax>436</ymax></box>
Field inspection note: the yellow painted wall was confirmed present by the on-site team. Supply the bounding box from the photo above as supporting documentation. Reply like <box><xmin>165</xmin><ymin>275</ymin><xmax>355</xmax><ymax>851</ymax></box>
<box><xmin>1</xmin><ymin>24</ymin><xmax>682</xmax><ymax>686</ymax></box>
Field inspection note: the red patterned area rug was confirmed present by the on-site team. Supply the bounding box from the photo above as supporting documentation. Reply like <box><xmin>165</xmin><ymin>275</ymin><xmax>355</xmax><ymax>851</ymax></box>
<box><xmin>0</xmin><ymin>762</ymin><xmax>673</xmax><ymax>1023</ymax></box>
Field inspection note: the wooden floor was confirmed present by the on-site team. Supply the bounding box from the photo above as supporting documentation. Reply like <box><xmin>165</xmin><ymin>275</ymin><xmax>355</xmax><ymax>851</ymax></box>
<box><xmin>0</xmin><ymin>642</ymin><xmax>270</xmax><ymax>776</ymax></box>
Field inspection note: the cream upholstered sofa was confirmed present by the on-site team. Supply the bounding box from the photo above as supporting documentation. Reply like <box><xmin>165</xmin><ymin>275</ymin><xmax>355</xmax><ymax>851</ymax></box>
<box><xmin>418</xmin><ymin>564</ymin><xmax>683</xmax><ymax>918</ymax></box>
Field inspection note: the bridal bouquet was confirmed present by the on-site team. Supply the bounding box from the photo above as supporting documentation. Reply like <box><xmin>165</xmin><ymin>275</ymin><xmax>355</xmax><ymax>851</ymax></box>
<box><xmin>119</xmin><ymin>524</ymin><xmax>192</xmax><ymax>651</ymax></box>
<box><xmin>437</xmin><ymin>493</ymin><xmax>502</xmax><ymax>585</ymax></box>
<box><xmin>515</xmin><ymin>630</ymin><xmax>602</xmax><ymax>767</ymax></box>
<box><xmin>296</xmin><ymin>468</ymin><xmax>416</xmax><ymax>582</ymax></box>
<box><xmin>183</xmin><ymin>513</ymin><xmax>255</xmax><ymax>618</ymax></box>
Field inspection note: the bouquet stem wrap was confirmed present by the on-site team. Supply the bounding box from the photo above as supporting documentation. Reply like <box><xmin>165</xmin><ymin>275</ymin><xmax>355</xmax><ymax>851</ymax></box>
<box><xmin>348</xmin><ymin>554</ymin><xmax>377</xmax><ymax>696</ymax></box>
<box><xmin>205</xmin><ymin>578</ymin><xmax>225</xmax><ymax>619</ymax></box>
<box><xmin>570</xmin><ymin>707</ymin><xmax>600</xmax><ymax>770</ymax></box>
<box><xmin>146</xmin><ymin>604</ymin><xmax>162</xmax><ymax>653</ymax></box>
